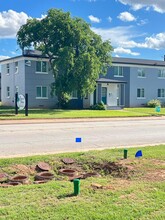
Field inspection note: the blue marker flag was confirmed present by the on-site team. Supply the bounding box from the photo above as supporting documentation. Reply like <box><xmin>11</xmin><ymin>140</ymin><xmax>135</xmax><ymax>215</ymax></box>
<box><xmin>135</xmin><ymin>150</ymin><xmax>142</xmax><ymax>158</ymax></box>
<box><xmin>76</xmin><ymin>138</ymin><xmax>82</xmax><ymax>143</ymax></box>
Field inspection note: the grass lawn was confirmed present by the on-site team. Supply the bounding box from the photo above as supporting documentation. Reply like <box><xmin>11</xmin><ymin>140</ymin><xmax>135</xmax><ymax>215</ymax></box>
<box><xmin>0</xmin><ymin>105</ymin><xmax>165</xmax><ymax>120</ymax></box>
<box><xmin>0</xmin><ymin>145</ymin><xmax>165</xmax><ymax>220</ymax></box>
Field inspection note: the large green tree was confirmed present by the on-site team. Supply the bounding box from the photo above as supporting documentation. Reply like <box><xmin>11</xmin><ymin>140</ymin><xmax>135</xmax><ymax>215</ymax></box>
<box><xmin>17</xmin><ymin>9</ymin><xmax>113</xmax><ymax>107</ymax></box>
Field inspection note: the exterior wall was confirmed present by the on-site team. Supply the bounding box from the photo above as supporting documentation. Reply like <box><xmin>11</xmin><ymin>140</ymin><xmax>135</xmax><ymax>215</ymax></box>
<box><xmin>25</xmin><ymin>59</ymin><xmax>57</xmax><ymax>108</ymax></box>
<box><xmin>69</xmin><ymin>98</ymin><xmax>83</xmax><ymax>109</ymax></box>
<box><xmin>1</xmin><ymin>60</ymin><xmax>25</xmax><ymax>106</ymax></box>
<box><xmin>100</xmin><ymin>66</ymin><xmax>130</xmax><ymax>107</ymax></box>
<box><xmin>129</xmin><ymin>66</ymin><xmax>165</xmax><ymax>107</ymax></box>
<box><xmin>1</xmin><ymin>55</ymin><xmax>165</xmax><ymax>109</ymax></box>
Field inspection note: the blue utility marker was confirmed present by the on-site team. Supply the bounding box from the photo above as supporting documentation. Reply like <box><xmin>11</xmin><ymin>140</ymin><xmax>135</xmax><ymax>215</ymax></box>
<box><xmin>135</xmin><ymin>150</ymin><xmax>142</xmax><ymax>158</ymax></box>
<box><xmin>76</xmin><ymin>138</ymin><xmax>82</xmax><ymax>143</ymax></box>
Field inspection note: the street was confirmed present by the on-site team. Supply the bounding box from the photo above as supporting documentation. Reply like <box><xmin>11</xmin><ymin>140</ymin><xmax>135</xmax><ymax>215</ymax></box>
<box><xmin>0</xmin><ymin>117</ymin><xmax>165</xmax><ymax>157</ymax></box>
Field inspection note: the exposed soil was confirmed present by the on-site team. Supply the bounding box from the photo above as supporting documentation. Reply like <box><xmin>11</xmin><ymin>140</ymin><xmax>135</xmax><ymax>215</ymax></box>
<box><xmin>9</xmin><ymin>164</ymin><xmax>36</xmax><ymax>175</ymax></box>
<box><xmin>0</xmin><ymin>158</ymin><xmax>164</xmax><ymax>187</ymax></box>
<box><xmin>143</xmin><ymin>169</ymin><xmax>165</xmax><ymax>182</ymax></box>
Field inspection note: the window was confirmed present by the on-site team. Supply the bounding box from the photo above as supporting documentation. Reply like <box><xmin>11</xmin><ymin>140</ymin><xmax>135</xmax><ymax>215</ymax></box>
<box><xmin>6</xmin><ymin>64</ymin><xmax>10</xmax><ymax>74</ymax></box>
<box><xmin>137</xmin><ymin>88</ymin><xmax>145</xmax><ymax>98</ymax></box>
<box><xmin>114</xmin><ymin>66</ymin><xmax>123</xmax><ymax>77</ymax></box>
<box><xmin>6</xmin><ymin>86</ymin><xmax>10</xmax><ymax>98</ymax></box>
<box><xmin>158</xmin><ymin>69</ymin><xmax>165</xmax><ymax>78</ymax></box>
<box><xmin>158</xmin><ymin>89</ymin><xmax>165</xmax><ymax>98</ymax></box>
<box><xmin>36</xmin><ymin>61</ymin><xmax>48</xmax><ymax>73</ymax></box>
<box><xmin>15</xmin><ymin>62</ymin><xmax>18</xmax><ymax>73</ymax></box>
<box><xmin>138</xmin><ymin>69</ymin><xmax>145</xmax><ymax>77</ymax></box>
<box><xmin>71</xmin><ymin>90</ymin><xmax>78</xmax><ymax>99</ymax></box>
<box><xmin>36</xmin><ymin>86</ymin><xmax>48</xmax><ymax>99</ymax></box>
<box><xmin>15</xmin><ymin>86</ymin><xmax>19</xmax><ymax>93</ymax></box>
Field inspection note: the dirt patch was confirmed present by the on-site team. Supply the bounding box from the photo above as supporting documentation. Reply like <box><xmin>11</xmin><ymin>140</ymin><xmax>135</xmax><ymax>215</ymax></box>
<box><xmin>90</xmin><ymin>161</ymin><xmax>135</xmax><ymax>179</ymax></box>
<box><xmin>143</xmin><ymin>169</ymin><xmax>165</xmax><ymax>182</ymax></box>
<box><xmin>118</xmin><ymin>158</ymin><xmax>165</xmax><ymax>182</ymax></box>
<box><xmin>9</xmin><ymin>164</ymin><xmax>36</xmax><ymax>175</ymax></box>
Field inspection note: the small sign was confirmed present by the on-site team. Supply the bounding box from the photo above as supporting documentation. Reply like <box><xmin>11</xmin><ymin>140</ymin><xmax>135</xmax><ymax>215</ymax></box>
<box><xmin>17</xmin><ymin>94</ymin><xmax>25</xmax><ymax>110</ymax></box>
<box><xmin>76</xmin><ymin>138</ymin><xmax>82</xmax><ymax>143</ymax></box>
<box><xmin>155</xmin><ymin>106</ymin><xmax>161</xmax><ymax>112</ymax></box>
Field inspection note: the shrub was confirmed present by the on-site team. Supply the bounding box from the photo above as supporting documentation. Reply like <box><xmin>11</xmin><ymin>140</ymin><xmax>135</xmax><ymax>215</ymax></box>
<box><xmin>147</xmin><ymin>99</ymin><xmax>161</xmax><ymax>108</ymax></box>
<box><xmin>90</xmin><ymin>101</ymin><xmax>106</xmax><ymax>110</ymax></box>
<box><xmin>58</xmin><ymin>92</ymin><xmax>71</xmax><ymax>109</ymax></box>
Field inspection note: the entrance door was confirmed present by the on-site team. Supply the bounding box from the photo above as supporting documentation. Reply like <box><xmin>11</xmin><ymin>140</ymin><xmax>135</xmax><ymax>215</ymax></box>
<box><xmin>101</xmin><ymin>87</ymin><xmax>107</xmax><ymax>104</ymax></box>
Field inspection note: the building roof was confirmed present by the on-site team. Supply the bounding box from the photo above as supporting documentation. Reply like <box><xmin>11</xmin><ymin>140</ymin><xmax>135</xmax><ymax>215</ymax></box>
<box><xmin>96</xmin><ymin>78</ymin><xmax>126</xmax><ymax>84</ymax></box>
<box><xmin>0</xmin><ymin>50</ymin><xmax>48</xmax><ymax>64</ymax></box>
<box><xmin>0</xmin><ymin>51</ymin><xmax>165</xmax><ymax>67</ymax></box>
<box><xmin>112</xmin><ymin>57</ymin><xmax>165</xmax><ymax>67</ymax></box>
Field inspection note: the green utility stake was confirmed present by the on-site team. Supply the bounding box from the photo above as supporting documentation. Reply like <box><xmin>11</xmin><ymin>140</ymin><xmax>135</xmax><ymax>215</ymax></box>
<box><xmin>73</xmin><ymin>179</ymin><xmax>80</xmax><ymax>196</ymax></box>
<box><xmin>124</xmin><ymin>149</ymin><xmax>128</xmax><ymax>159</ymax></box>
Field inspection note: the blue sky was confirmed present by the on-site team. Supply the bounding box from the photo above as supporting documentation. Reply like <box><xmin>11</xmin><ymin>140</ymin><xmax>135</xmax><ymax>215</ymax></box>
<box><xmin>0</xmin><ymin>0</ymin><xmax>165</xmax><ymax>61</ymax></box>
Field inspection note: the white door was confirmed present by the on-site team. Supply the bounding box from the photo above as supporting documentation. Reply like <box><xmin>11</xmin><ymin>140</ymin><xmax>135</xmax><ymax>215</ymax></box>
<box><xmin>107</xmin><ymin>84</ymin><xmax>118</xmax><ymax>106</ymax></box>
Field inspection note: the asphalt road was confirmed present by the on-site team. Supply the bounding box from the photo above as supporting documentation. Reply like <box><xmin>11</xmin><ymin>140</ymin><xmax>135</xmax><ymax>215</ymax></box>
<box><xmin>0</xmin><ymin>117</ymin><xmax>165</xmax><ymax>157</ymax></box>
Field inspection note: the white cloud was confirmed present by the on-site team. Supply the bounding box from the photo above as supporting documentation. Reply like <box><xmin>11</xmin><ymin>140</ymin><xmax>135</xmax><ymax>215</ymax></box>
<box><xmin>118</xmin><ymin>0</ymin><xmax>165</xmax><ymax>13</ymax></box>
<box><xmin>88</xmin><ymin>15</ymin><xmax>101</xmax><ymax>23</ymax></box>
<box><xmin>91</xmin><ymin>26</ymin><xmax>135</xmax><ymax>46</ymax></box>
<box><xmin>91</xmin><ymin>26</ymin><xmax>165</xmax><ymax>54</ymax></box>
<box><xmin>121</xmin><ymin>33</ymin><xmax>165</xmax><ymax>50</ymax></box>
<box><xmin>0</xmin><ymin>55</ymin><xmax>10</xmax><ymax>61</ymax></box>
<box><xmin>137</xmin><ymin>19</ymin><xmax>148</xmax><ymax>26</ymax></box>
<box><xmin>0</xmin><ymin>10</ymin><xmax>30</xmax><ymax>38</ymax></box>
<box><xmin>144</xmin><ymin>33</ymin><xmax>165</xmax><ymax>50</ymax></box>
<box><xmin>114</xmin><ymin>47</ymin><xmax>140</xmax><ymax>56</ymax></box>
<box><xmin>36</xmin><ymin>14</ymin><xmax>47</xmax><ymax>21</ymax></box>
<box><xmin>108</xmin><ymin>16</ymin><xmax>112</xmax><ymax>22</ymax></box>
<box><xmin>117</xmin><ymin>11</ymin><xmax>136</xmax><ymax>22</ymax></box>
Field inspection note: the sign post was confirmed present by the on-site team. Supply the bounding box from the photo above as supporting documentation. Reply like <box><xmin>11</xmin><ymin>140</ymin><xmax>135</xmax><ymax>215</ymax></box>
<box><xmin>15</xmin><ymin>93</ymin><xmax>18</xmax><ymax>115</ymax></box>
<box><xmin>25</xmin><ymin>93</ymin><xmax>28</xmax><ymax>116</ymax></box>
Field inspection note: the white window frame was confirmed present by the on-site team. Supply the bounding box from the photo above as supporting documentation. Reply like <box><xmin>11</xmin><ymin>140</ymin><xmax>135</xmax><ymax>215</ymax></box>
<box><xmin>71</xmin><ymin>90</ymin><xmax>78</xmax><ymax>99</ymax></box>
<box><xmin>36</xmin><ymin>61</ymin><xmax>48</xmax><ymax>74</ymax></box>
<box><xmin>137</xmin><ymin>88</ymin><xmax>145</xmax><ymax>99</ymax></box>
<box><xmin>158</xmin><ymin>69</ymin><xmax>165</xmax><ymax>78</ymax></box>
<box><xmin>6</xmin><ymin>64</ymin><xmax>10</xmax><ymax>75</ymax></box>
<box><xmin>15</xmin><ymin>62</ymin><xmax>18</xmax><ymax>73</ymax></box>
<box><xmin>114</xmin><ymin>66</ymin><xmax>123</xmax><ymax>77</ymax></box>
<box><xmin>36</xmin><ymin>86</ymin><xmax>48</xmax><ymax>99</ymax></box>
<box><xmin>158</xmin><ymin>89</ymin><xmax>165</xmax><ymax>98</ymax></box>
<box><xmin>6</xmin><ymin>86</ymin><xmax>10</xmax><ymax>98</ymax></box>
<box><xmin>137</xmin><ymin>68</ymin><xmax>146</xmax><ymax>78</ymax></box>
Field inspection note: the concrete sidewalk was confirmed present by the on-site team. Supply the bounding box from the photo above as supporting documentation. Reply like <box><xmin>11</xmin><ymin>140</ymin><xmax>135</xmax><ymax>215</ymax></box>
<box><xmin>0</xmin><ymin>116</ymin><xmax>164</xmax><ymax>125</ymax></box>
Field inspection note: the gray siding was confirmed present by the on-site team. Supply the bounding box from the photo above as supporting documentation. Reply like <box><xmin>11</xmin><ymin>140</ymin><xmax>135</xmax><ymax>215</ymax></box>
<box><xmin>101</xmin><ymin>66</ymin><xmax>130</xmax><ymax>107</ymax></box>
<box><xmin>130</xmin><ymin>67</ymin><xmax>165</xmax><ymax>107</ymax></box>
<box><xmin>1</xmin><ymin>60</ymin><xmax>25</xmax><ymax>106</ymax></box>
<box><xmin>25</xmin><ymin>60</ymin><xmax>57</xmax><ymax>108</ymax></box>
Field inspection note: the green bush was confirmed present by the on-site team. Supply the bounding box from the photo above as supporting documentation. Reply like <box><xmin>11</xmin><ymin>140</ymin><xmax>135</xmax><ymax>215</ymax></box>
<box><xmin>147</xmin><ymin>99</ymin><xmax>161</xmax><ymax>107</ymax></box>
<box><xmin>90</xmin><ymin>101</ymin><xmax>106</xmax><ymax>110</ymax></box>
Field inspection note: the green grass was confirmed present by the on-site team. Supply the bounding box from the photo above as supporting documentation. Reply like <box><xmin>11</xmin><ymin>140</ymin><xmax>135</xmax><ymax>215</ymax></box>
<box><xmin>0</xmin><ymin>106</ymin><xmax>165</xmax><ymax>120</ymax></box>
<box><xmin>0</xmin><ymin>145</ymin><xmax>165</xmax><ymax>220</ymax></box>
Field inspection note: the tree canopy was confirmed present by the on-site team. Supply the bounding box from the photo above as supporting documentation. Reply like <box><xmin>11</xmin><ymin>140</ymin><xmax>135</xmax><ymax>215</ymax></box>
<box><xmin>17</xmin><ymin>9</ymin><xmax>113</xmax><ymax>107</ymax></box>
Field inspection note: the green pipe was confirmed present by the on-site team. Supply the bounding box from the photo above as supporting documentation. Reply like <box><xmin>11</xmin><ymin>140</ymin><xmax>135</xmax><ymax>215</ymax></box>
<box><xmin>73</xmin><ymin>179</ymin><xmax>80</xmax><ymax>196</ymax></box>
<box><xmin>124</xmin><ymin>149</ymin><xmax>128</xmax><ymax>159</ymax></box>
